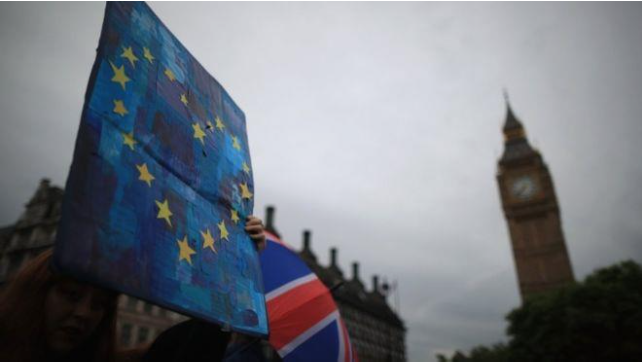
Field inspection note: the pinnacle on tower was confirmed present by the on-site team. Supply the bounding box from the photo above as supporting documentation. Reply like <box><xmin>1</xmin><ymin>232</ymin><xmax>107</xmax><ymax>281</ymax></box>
<box><xmin>502</xmin><ymin>90</ymin><xmax>526</xmax><ymax>138</ymax></box>
<box><xmin>499</xmin><ymin>92</ymin><xmax>536</xmax><ymax>164</ymax></box>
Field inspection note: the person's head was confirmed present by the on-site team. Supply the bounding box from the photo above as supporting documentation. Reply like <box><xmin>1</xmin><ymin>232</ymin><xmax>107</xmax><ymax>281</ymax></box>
<box><xmin>0</xmin><ymin>249</ymin><xmax>118</xmax><ymax>361</ymax></box>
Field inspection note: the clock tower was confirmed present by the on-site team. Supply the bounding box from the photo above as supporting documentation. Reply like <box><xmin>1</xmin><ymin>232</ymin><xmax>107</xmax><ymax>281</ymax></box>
<box><xmin>496</xmin><ymin>98</ymin><xmax>575</xmax><ymax>299</ymax></box>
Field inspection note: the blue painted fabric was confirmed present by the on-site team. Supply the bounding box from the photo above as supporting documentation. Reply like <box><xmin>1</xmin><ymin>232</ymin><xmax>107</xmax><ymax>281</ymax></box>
<box><xmin>54</xmin><ymin>1</ymin><xmax>267</xmax><ymax>337</ymax></box>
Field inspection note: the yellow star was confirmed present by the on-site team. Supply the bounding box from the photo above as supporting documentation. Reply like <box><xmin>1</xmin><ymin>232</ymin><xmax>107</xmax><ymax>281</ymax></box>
<box><xmin>155</xmin><ymin>199</ymin><xmax>173</xmax><ymax>228</ymax></box>
<box><xmin>218</xmin><ymin>220</ymin><xmax>229</xmax><ymax>241</ymax></box>
<box><xmin>201</xmin><ymin>228</ymin><xmax>216</xmax><ymax>252</ymax></box>
<box><xmin>231</xmin><ymin>209</ymin><xmax>240</xmax><ymax>224</ymax></box>
<box><xmin>192</xmin><ymin>123</ymin><xmax>206</xmax><ymax>145</ymax></box>
<box><xmin>177</xmin><ymin>236</ymin><xmax>196</xmax><ymax>265</ymax></box>
<box><xmin>206</xmin><ymin>120</ymin><xmax>215</xmax><ymax>131</ymax></box>
<box><xmin>136</xmin><ymin>163</ymin><xmax>155</xmax><ymax>187</ymax></box>
<box><xmin>122</xmin><ymin>131</ymin><xmax>137</xmax><ymax>150</ymax></box>
<box><xmin>180</xmin><ymin>94</ymin><xmax>189</xmax><ymax>105</ymax></box>
<box><xmin>121</xmin><ymin>46</ymin><xmax>139</xmax><ymax>68</ymax></box>
<box><xmin>164</xmin><ymin>68</ymin><xmax>176</xmax><ymax>82</ymax></box>
<box><xmin>215</xmin><ymin>116</ymin><xmax>225</xmax><ymax>131</ymax></box>
<box><xmin>239</xmin><ymin>182</ymin><xmax>253</xmax><ymax>200</ymax></box>
<box><xmin>143</xmin><ymin>47</ymin><xmax>155</xmax><ymax>64</ymax></box>
<box><xmin>231</xmin><ymin>136</ymin><xmax>241</xmax><ymax>151</ymax></box>
<box><xmin>242</xmin><ymin>162</ymin><xmax>251</xmax><ymax>175</ymax></box>
<box><xmin>109</xmin><ymin>61</ymin><xmax>130</xmax><ymax>90</ymax></box>
<box><xmin>113</xmin><ymin>100</ymin><xmax>128</xmax><ymax>117</ymax></box>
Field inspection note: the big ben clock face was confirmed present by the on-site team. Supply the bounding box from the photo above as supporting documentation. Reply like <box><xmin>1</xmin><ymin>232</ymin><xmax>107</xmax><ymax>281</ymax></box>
<box><xmin>510</xmin><ymin>175</ymin><xmax>538</xmax><ymax>200</ymax></box>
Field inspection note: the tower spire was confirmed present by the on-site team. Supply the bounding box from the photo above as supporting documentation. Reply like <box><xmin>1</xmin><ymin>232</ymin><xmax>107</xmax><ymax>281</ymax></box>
<box><xmin>502</xmin><ymin>90</ymin><xmax>524</xmax><ymax>134</ymax></box>
<box><xmin>499</xmin><ymin>92</ymin><xmax>535</xmax><ymax>164</ymax></box>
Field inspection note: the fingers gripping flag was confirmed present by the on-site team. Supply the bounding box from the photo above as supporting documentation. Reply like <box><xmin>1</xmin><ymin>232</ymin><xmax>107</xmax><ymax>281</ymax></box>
<box><xmin>261</xmin><ymin>232</ymin><xmax>357</xmax><ymax>361</ymax></box>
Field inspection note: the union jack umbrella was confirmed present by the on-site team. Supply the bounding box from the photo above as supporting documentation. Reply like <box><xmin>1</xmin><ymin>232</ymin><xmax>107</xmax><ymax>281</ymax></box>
<box><xmin>260</xmin><ymin>232</ymin><xmax>357</xmax><ymax>361</ymax></box>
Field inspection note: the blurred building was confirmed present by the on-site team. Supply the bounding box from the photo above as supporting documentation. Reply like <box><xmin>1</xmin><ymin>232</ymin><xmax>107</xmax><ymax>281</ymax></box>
<box><xmin>0</xmin><ymin>179</ymin><xmax>185</xmax><ymax>350</ymax></box>
<box><xmin>496</xmin><ymin>99</ymin><xmax>575</xmax><ymax>299</ymax></box>
<box><xmin>1</xmin><ymin>180</ymin><xmax>406</xmax><ymax>361</ymax></box>
<box><xmin>265</xmin><ymin>207</ymin><xmax>406</xmax><ymax>361</ymax></box>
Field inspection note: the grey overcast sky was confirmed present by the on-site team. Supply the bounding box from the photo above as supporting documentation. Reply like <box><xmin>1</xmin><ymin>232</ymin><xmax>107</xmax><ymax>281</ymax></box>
<box><xmin>1</xmin><ymin>2</ymin><xmax>642</xmax><ymax>360</ymax></box>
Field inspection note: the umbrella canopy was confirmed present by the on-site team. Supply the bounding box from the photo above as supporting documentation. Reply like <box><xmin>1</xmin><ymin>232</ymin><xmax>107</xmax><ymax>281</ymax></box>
<box><xmin>260</xmin><ymin>232</ymin><xmax>356</xmax><ymax>361</ymax></box>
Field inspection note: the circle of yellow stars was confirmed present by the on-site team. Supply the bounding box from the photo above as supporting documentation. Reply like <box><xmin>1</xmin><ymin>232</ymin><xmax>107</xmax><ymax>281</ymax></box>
<box><xmin>106</xmin><ymin>43</ymin><xmax>255</xmax><ymax>267</ymax></box>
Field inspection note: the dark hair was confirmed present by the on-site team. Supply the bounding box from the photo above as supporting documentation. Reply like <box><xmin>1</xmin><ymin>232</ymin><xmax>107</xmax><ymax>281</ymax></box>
<box><xmin>0</xmin><ymin>249</ymin><xmax>118</xmax><ymax>361</ymax></box>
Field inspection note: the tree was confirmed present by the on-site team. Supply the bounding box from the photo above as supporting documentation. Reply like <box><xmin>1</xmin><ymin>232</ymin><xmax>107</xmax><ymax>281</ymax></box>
<box><xmin>441</xmin><ymin>343</ymin><xmax>509</xmax><ymax>362</ymax></box>
<box><xmin>442</xmin><ymin>260</ymin><xmax>642</xmax><ymax>361</ymax></box>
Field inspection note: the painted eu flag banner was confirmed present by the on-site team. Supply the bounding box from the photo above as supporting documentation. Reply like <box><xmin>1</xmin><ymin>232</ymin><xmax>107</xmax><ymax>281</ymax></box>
<box><xmin>53</xmin><ymin>2</ymin><xmax>267</xmax><ymax>337</ymax></box>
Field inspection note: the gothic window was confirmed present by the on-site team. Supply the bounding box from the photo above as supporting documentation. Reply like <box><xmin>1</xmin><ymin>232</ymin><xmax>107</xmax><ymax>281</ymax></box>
<box><xmin>29</xmin><ymin>206</ymin><xmax>47</xmax><ymax>222</ymax></box>
<box><xmin>512</xmin><ymin>222</ymin><xmax>525</xmax><ymax>248</ymax></box>
<box><xmin>120</xmin><ymin>323</ymin><xmax>132</xmax><ymax>347</ymax></box>
<box><xmin>48</xmin><ymin>202</ymin><xmax>61</xmax><ymax>218</ymax></box>
<box><xmin>535</xmin><ymin>217</ymin><xmax>547</xmax><ymax>246</ymax></box>
<box><xmin>537</xmin><ymin>259</ymin><xmax>548</xmax><ymax>282</ymax></box>
<box><xmin>29</xmin><ymin>228</ymin><xmax>43</xmax><ymax>246</ymax></box>
<box><xmin>137</xmin><ymin>327</ymin><xmax>149</xmax><ymax>344</ymax></box>
<box><xmin>521</xmin><ymin>222</ymin><xmax>530</xmax><ymax>247</ymax></box>
<box><xmin>523</xmin><ymin>219</ymin><xmax>538</xmax><ymax>248</ymax></box>
<box><xmin>143</xmin><ymin>302</ymin><xmax>154</xmax><ymax>314</ymax></box>
<box><xmin>127</xmin><ymin>296</ymin><xmax>138</xmax><ymax>310</ymax></box>
<box><xmin>117</xmin><ymin>295</ymin><xmax>127</xmax><ymax>307</ymax></box>
<box><xmin>8</xmin><ymin>254</ymin><xmax>22</xmax><ymax>275</ymax></box>
<box><xmin>9</xmin><ymin>234</ymin><xmax>20</xmax><ymax>248</ymax></box>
